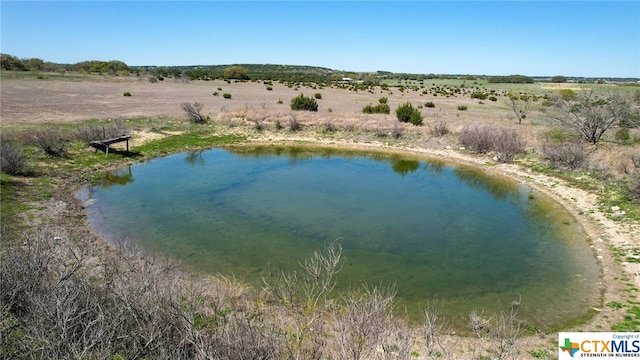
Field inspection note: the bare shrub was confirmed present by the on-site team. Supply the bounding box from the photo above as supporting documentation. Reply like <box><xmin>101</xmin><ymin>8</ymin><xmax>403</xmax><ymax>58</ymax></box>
<box><xmin>458</xmin><ymin>125</ymin><xmax>496</xmax><ymax>154</ymax></box>
<box><xmin>0</xmin><ymin>225</ymin><xmax>280</xmax><ymax>359</ymax></box>
<box><xmin>380</xmin><ymin>318</ymin><xmax>416</xmax><ymax>360</ymax></box>
<box><xmin>181</xmin><ymin>102</ymin><xmax>208</xmax><ymax>123</ymax></box>
<box><xmin>25</xmin><ymin>126</ymin><xmax>67</xmax><ymax>156</ymax></box>
<box><xmin>429</xmin><ymin>119</ymin><xmax>450</xmax><ymax>137</ymax></box>
<box><xmin>321</xmin><ymin>120</ymin><xmax>338</xmax><ymax>133</ymax></box>
<box><xmin>252</xmin><ymin>118</ymin><xmax>266</xmax><ymax>131</ymax></box>
<box><xmin>456</xmin><ymin>125</ymin><xmax>543</xmax><ymax>163</ymax></box>
<box><xmin>621</xmin><ymin>153</ymin><xmax>640</xmax><ymax>203</ymax></box>
<box><xmin>390</xmin><ymin>123</ymin><xmax>403</xmax><ymax>139</ymax></box>
<box><xmin>334</xmin><ymin>285</ymin><xmax>396</xmax><ymax>360</ymax></box>
<box><xmin>262</xmin><ymin>241</ymin><xmax>342</xmax><ymax>360</ymax></box>
<box><xmin>491</xmin><ymin>307</ymin><xmax>522</xmax><ymax>360</ymax></box>
<box><xmin>373</xmin><ymin>126</ymin><xmax>387</xmax><ymax>138</ymax></box>
<box><xmin>469</xmin><ymin>305</ymin><xmax>522</xmax><ymax>360</ymax></box>
<box><xmin>586</xmin><ymin>160</ymin><xmax>612</xmax><ymax>181</ymax></box>
<box><xmin>493</xmin><ymin>128</ymin><xmax>526</xmax><ymax>163</ymax></box>
<box><xmin>422</xmin><ymin>302</ymin><xmax>456</xmax><ymax>359</ymax></box>
<box><xmin>541</xmin><ymin>140</ymin><xmax>589</xmax><ymax>170</ymax></box>
<box><xmin>470</xmin><ymin>308</ymin><xmax>492</xmax><ymax>337</ymax></box>
<box><xmin>287</xmin><ymin>114</ymin><xmax>302</xmax><ymax>131</ymax></box>
<box><xmin>0</xmin><ymin>134</ymin><xmax>27</xmax><ymax>175</ymax></box>
<box><xmin>343</xmin><ymin>121</ymin><xmax>358</xmax><ymax>132</ymax></box>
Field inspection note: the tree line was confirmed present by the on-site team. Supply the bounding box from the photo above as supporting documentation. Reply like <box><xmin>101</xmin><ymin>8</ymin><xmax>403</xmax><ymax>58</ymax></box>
<box><xmin>1</xmin><ymin>53</ymin><xmax>130</xmax><ymax>75</ymax></box>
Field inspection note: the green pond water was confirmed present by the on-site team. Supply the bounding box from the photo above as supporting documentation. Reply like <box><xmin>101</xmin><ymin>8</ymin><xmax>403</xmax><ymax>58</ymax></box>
<box><xmin>80</xmin><ymin>146</ymin><xmax>602</xmax><ymax>330</ymax></box>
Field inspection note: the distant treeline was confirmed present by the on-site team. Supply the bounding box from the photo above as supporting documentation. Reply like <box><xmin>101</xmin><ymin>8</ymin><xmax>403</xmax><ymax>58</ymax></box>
<box><xmin>138</xmin><ymin>64</ymin><xmax>341</xmax><ymax>83</ymax></box>
<box><xmin>1</xmin><ymin>53</ymin><xmax>130</xmax><ymax>75</ymax></box>
<box><xmin>3</xmin><ymin>53</ymin><xmax>636</xmax><ymax>84</ymax></box>
<box><xmin>487</xmin><ymin>75</ymin><xmax>535</xmax><ymax>83</ymax></box>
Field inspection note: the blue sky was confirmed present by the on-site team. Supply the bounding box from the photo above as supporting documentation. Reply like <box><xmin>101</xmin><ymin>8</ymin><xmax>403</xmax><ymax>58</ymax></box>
<box><xmin>1</xmin><ymin>1</ymin><xmax>639</xmax><ymax>77</ymax></box>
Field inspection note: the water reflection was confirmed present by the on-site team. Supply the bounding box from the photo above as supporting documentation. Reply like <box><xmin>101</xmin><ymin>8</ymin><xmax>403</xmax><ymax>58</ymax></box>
<box><xmin>453</xmin><ymin>166</ymin><xmax>521</xmax><ymax>202</ymax></box>
<box><xmin>390</xmin><ymin>158</ymin><xmax>420</xmax><ymax>176</ymax></box>
<box><xmin>228</xmin><ymin>146</ymin><xmax>440</xmax><ymax>178</ymax></box>
<box><xmin>99</xmin><ymin>165</ymin><xmax>134</xmax><ymax>188</ymax></box>
<box><xmin>184</xmin><ymin>150</ymin><xmax>206</xmax><ymax>166</ymax></box>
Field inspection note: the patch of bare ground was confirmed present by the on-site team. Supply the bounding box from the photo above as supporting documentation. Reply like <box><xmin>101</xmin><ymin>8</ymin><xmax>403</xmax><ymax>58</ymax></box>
<box><xmin>3</xmin><ymin>76</ymin><xmax>639</xmax><ymax>358</ymax></box>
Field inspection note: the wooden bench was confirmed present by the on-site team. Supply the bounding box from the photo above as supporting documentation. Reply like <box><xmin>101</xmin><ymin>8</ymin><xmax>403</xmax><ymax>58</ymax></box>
<box><xmin>90</xmin><ymin>135</ymin><xmax>131</xmax><ymax>156</ymax></box>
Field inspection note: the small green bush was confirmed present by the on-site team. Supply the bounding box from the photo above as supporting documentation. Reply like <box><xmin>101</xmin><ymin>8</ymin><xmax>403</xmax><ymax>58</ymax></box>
<box><xmin>489</xmin><ymin>96</ymin><xmax>498</xmax><ymax>102</ymax></box>
<box><xmin>457</xmin><ymin>105</ymin><xmax>468</xmax><ymax>111</ymax></box>
<box><xmin>266</xmin><ymin>86</ymin><xmax>273</xmax><ymax>91</ymax></box>
<box><xmin>425</xmin><ymin>101</ymin><xmax>435</xmax><ymax>108</ymax></box>
<box><xmin>123</xmin><ymin>91</ymin><xmax>131</xmax><ymax>97</ymax></box>
<box><xmin>378</xmin><ymin>97</ymin><xmax>388</xmax><ymax>104</ymax></box>
<box><xmin>471</xmin><ymin>92</ymin><xmax>488</xmax><ymax>100</ymax></box>
<box><xmin>395</xmin><ymin>102</ymin><xmax>423</xmax><ymax>126</ymax></box>
<box><xmin>314</xmin><ymin>93</ymin><xmax>322</xmax><ymax>99</ymax></box>
<box><xmin>290</xmin><ymin>94</ymin><xmax>318</xmax><ymax>112</ymax></box>
<box><xmin>223</xmin><ymin>93</ymin><xmax>232</xmax><ymax>99</ymax></box>
<box><xmin>362</xmin><ymin>104</ymin><xmax>390</xmax><ymax>114</ymax></box>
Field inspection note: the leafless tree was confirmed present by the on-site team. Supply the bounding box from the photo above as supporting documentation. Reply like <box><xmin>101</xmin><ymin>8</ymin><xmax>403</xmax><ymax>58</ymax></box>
<box><xmin>181</xmin><ymin>102</ymin><xmax>208</xmax><ymax>123</ymax></box>
<box><xmin>546</xmin><ymin>91</ymin><xmax>634</xmax><ymax>144</ymax></box>
<box><xmin>506</xmin><ymin>91</ymin><xmax>535</xmax><ymax>124</ymax></box>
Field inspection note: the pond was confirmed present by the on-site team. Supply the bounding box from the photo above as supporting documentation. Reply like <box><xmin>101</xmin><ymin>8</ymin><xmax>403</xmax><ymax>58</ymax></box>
<box><xmin>80</xmin><ymin>146</ymin><xmax>602</xmax><ymax>330</ymax></box>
